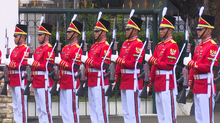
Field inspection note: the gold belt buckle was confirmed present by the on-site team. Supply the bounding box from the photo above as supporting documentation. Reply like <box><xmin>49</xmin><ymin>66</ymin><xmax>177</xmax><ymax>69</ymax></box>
<box><xmin>194</xmin><ymin>75</ymin><xmax>197</xmax><ymax>80</ymax></box>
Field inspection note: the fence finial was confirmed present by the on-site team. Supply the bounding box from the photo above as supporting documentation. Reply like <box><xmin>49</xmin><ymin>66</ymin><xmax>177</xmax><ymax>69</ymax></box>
<box><xmin>18</xmin><ymin>0</ymin><xmax>20</xmax><ymax>7</ymax></box>
<box><xmin>33</xmin><ymin>0</ymin><xmax>36</xmax><ymax>8</ymax></box>
<box><xmin>83</xmin><ymin>0</ymin><xmax>87</xmax><ymax>8</ymax></box>
<box><xmin>57</xmin><ymin>2</ymin><xmax>59</xmax><ymax>8</ymax></box>
<box><xmin>144</xmin><ymin>0</ymin><xmax>147</xmax><ymax>9</ymax></box>
<box><xmin>129</xmin><ymin>0</ymin><xmax>133</xmax><ymax>9</ymax></box>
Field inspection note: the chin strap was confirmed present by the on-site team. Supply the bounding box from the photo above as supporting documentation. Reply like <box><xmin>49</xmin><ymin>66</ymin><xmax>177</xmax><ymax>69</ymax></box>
<box><xmin>162</xmin><ymin>28</ymin><xmax>170</xmax><ymax>39</ymax></box>
<box><xmin>96</xmin><ymin>30</ymin><xmax>103</xmax><ymax>40</ymax></box>
<box><xmin>68</xmin><ymin>32</ymin><xmax>76</xmax><ymax>40</ymax></box>
<box><xmin>199</xmin><ymin>28</ymin><xmax>207</xmax><ymax>39</ymax></box>
<box><xmin>17</xmin><ymin>34</ymin><xmax>22</xmax><ymax>45</ymax></box>
<box><xmin>127</xmin><ymin>28</ymin><xmax>134</xmax><ymax>39</ymax></box>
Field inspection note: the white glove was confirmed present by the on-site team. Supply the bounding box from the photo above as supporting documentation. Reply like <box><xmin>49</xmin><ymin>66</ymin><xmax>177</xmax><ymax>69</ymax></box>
<box><xmin>55</xmin><ymin>54</ymin><xmax>61</xmax><ymax>65</ymax></box>
<box><xmin>144</xmin><ymin>50</ymin><xmax>152</xmax><ymax>62</ymax></box>
<box><xmin>112</xmin><ymin>82</ymin><xmax>116</xmax><ymax>90</ymax></box>
<box><xmin>183</xmin><ymin>53</ymin><xmax>192</xmax><ymax>66</ymax></box>
<box><xmin>56</xmin><ymin>84</ymin><xmax>60</xmax><ymax>91</ymax></box>
<box><xmin>4</xmin><ymin>58</ymin><xmax>10</xmax><ymax>66</ymax></box>
<box><xmin>81</xmin><ymin>52</ymin><xmax>88</xmax><ymax>63</ymax></box>
<box><xmin>185</xmin><ymin>87</ymin><xmax>190</xmax><ymax>97</ymax></box>
<box><xmin>147</xmin><ymin>86</ymin><xmax>150</xmax><ymax>95</ymax></box>
<box><xmin>111</xmin><ymin>51</ymin><xmax>118</xmax><ymax>62</ymax></box>
<box><xmin>28</xmin><ymin>57</ymin><xmax>34</xmax><ymax>66</ymax></box>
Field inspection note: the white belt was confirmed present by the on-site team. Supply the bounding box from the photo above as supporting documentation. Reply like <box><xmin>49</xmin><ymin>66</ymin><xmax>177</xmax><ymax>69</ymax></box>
<box><xmin>156</xmin><ymin>70</ymin><xmax>172</xmax><ymax>91</ymax></box>
<box><xmin>194</xmin><ymin>74</ymin><xmax>208</xmax><ymax>80</ymax></box>
<box><xmin>121</xmin><ymin>69</ymin><xmax>140</xmax><ymax>74</ymax></box>
<box><xmin>9</xmin><ymin>70</ymin><xmax>26</xmax><ymax>74</ymax></box>
<box><xmin>156</xmin><ymin>70</ymin><xmax>172</xmax><ymax>75</ymax></box>
<box><xmin>32</xmin><ymin>71</ymin><xmax>45</xmax><ymax>75</ymax></box>
<box><xmin>88</xmin><ymin>68</ymin><xmax>105</xmax><ymax>73</ymax></box>
<box><xmin>61</xmin><ymin>70</ymin><xmax>78</xmax><ymax>75</ymax></box>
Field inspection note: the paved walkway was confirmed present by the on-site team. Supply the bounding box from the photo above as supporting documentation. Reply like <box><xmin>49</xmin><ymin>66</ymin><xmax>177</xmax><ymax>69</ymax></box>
<box><xmin>28</xmin><ymin>112</ymin><xmax>220</xmax><ymax>123</ymax></box>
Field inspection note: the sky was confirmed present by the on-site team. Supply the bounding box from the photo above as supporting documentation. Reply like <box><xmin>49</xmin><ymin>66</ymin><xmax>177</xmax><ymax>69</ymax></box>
<box><xmin>0</xmin><ymin>0</ymin><xmax>17</xmax><ymax>63</ymax></box>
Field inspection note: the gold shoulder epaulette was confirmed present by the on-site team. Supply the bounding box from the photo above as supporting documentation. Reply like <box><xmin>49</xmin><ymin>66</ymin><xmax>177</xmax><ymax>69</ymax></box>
<box><xmin>171</xmin><ymin>39</ymin><xmax>177</xmax><ymax>44</ymax></box>
<box><xmin>105</xmin><ymin>41</ymin><xmax>109</xmax><ymax>46</ymax></box>
<box><xmin>211</xmin><ymin>40</ymin><xmax>217</xmax><ymax>45</ymax></box>
<box><xmin>158</xmin><ymin>41</ymin><xmax>163</xmax><ymax>44</ymax></box>
<box><xmin>48</xmin><ymin>43</ymin><xmax>52</xmax><ymax>47</ymax></box>
<box><xmin>75</xmin><ymin>43</ymin><xmax>80</xmax><ymax>48</ymax></box>
<box><xmin>63</xmin><ymin>44</ymin><xmax>68</xmax><ymax>48</ymax></box>
<box><xmin>137</xmin><ymin>38</ymin><xmax>142</xmax><ymax>43</ymax></box>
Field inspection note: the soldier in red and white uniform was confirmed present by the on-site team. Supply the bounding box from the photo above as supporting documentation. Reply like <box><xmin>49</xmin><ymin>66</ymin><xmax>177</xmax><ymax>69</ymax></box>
<box><xmin>4</xmin><ymin>24</ymin><xmax>29</xmax><ymax>123</ymax></box>
<box><xmin>111</xmin><ymin>16</ymin><xmax>144</xmax><ymax>123</ymax></box>
<box><xmin>183</xmin><ymin>14</ymin><xmax>218</xmax><ymax>123</ymax></box>
<box><xmin>145</xmin><ymin>15</ymin><xmax>179</xmax><ymax>123</ymax></box>
<box><xmin>28</xmin><ymin>23</ymin><xmax>54</xmax><ymax>123</ymax></box>
<box><xmin>55</xmin><ymin>20</ymin><xmax>83</xmax><ymax>123</ymax></box>
<box><xmin>81</xmin><ymin>18</ymin><xmax>111</xmax><ymax>123</ymax></box>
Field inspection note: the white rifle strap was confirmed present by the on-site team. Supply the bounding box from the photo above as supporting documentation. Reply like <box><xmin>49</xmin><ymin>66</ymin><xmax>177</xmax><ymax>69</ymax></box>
<box><xmin>173</xmin><ymin>43</ymin><xmax>186</xmax><ymax>95</ymax></box>
<box><xmin>19</xmin><ymin>46</ymin><xmax>29</xmax><ymax>90</ymax></box>
<box><xmin>209</xmin><ymin>45</ymin><xmax>220</xmax><ymax>97</ymax></box>
<box><xmin>45</xmin><ymin>41</ymin><xmax>57</xmax><ymax>91</ymax></box>
<box><xmin>100</xmin><ymin>41</ymin><xmax>113</xmax><ymax>89</ymax></box>
<box><xmin>134</xmin><ymin>40</ymin><xmax>147</xmax><ymax>92</ymax></box>
<box><xmin>72</xmin><ymin>43</ymin><xmax>83</xmax><ymax>92</ymax></box>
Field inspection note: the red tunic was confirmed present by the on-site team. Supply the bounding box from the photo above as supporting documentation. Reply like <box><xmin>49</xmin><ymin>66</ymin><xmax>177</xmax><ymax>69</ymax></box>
<box><xmin>8</xmin><ymin>43</ymin><xmax>29</xmax><ymax>87</ymax></box>
<box><xmin>32</xmin><ymin>41</ymin><xmax>55</xmax><ymax>88</ymax></box>
<box><xmin>188</xmin><ymin>37</ymin><xmax>218</xmax><ymax>94</ymax></box>
<box><xmin>148</xmin><ymin>37</ymin><xmax>179</xmax><ymax>92</ymax></box>
<box><xmin>85</xmin><ymin>38</ymin><xmax>112</xmax><ymax>87</ymax></box>
<box><xmin>59</xmin><ymin>41</ymin><xmax>82</xmax><ymax>89</ymax></box>
<box><xmin>115</xmin><ymin>36</ymin><xmax>145</xmax><ymax>90</ymax></box>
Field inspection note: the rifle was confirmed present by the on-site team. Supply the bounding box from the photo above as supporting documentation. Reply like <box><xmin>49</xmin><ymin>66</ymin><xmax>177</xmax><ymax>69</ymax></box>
<box><xmin>139</xmin><ymin>16</ymin><xmax>152</xmax><ymax>99</ymax></box>
<box><xmin>50</xmin><ymin>21</ymin><xmax>61</xmax><ymax>95</ymax></box>
<box><xmin>177</xmin><ymin>18</ymin><xmax>190</xmax><ymax>104</ymax></box>
<box><xmin>105</xmin><ymin>17</ymin><xmax>118</xmax><ymax>97</ymax></box>
<box><xmin>23</xmin><ymin>35</ymin><xmax>33</xmax><ymax>95</ymax></box>
<box><xmin>76</xmin><ymin>21</ymin><xmax>87</xmax><ymax>97</ymax></box>
<box><xmin>215</xmin><ymin>74</ymin><xmax>220</xmax><ymax>102</ymax></box>
<box><xmin>1</xmin><ymin>29</ymin><xmax>10</xmax><ymax>95</ymax></box>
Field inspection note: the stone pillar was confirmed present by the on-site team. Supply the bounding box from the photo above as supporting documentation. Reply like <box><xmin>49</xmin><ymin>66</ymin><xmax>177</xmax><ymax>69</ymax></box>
<box><xmin>0</xmin><ymin>78</ymin><xmax>14</xmax><ymax>123</ymax></box>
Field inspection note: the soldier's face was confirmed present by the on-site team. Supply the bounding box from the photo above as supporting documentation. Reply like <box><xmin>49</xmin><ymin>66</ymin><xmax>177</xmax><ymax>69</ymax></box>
<box><xmin>14</xmin><ymin>35</ymin><xmax>21</xmax><ymax>45</ymax></box>
<box><xmin>197</xmin><ymin>28</ymin><xmax>206</xmax><ymax>39</ymax></box>
<box><xmin>67</xmin><ymin>31</ymin><xmax>74</xmax><ymax>40</ymax></box>
<box><xmin>94</xmin><ymin>30</ymin><xmax>102</xmax><ymax>40</ymax></box>
<box><xmin>14</xmin><ymin>35</ymin><xmax>25</xmax><ymax>45</ymax></box>
<box><xmin>38</xmin><ymin>34</ymin><xmax>46</xmax><ymax>44</ymax></box>
<box><xmin>159</xmin><ymin>28</ymin><xmax>169</xmax><ymax>38</ymax></box>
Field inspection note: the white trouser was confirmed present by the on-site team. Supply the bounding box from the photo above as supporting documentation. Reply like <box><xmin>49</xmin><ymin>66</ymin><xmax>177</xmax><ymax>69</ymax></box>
<box><xmin>194</xmin><ymin>94</ymin><xmax>215</xmax><ymax>123</ymax></box>
<box><xmin>34</xmin><ymin>88</ymin><xmax>53</xmax><ymax>123</ymax></box>
<box><xmin>121</xmin><ymin>89</ymin><xmax>141</xmax><ymax>123</ymax></box>
<box><xmin>60</xmin><ymin>89</ymin><xmax>79</xmax><ymax>123</ymax></box>
<box><xmin>88</xmin><ymin>85</ymin><xmax>109</xmax><ymax>123</ymax></box>
<box><xmin>156</xmin><ymin>89</ymin><xmax>177</xmax><ymax>123</ymax></box>
<box><xmin>11</xmin><ymin>86</ymin><xmax>27</xmax><ymax>123</ymax></box>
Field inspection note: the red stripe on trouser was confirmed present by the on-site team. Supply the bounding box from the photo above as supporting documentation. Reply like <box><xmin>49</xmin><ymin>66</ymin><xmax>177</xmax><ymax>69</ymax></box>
<box><xmin>21</xmin><ymin>89</ymin><xmax>26</xmax><ymax>123</ymax></box>
<box><xmin>45</xmin><ymin>91</ymin><xmax>51</xmax><ymax>123</ymax></box>
<box><xmin>101</xmin><ymin>89</ymin><xmax>107</xmax><ymax>123</ymax></box>
<box><xmin>170</xmin><ymin>90</ymin><xmax>176</xmax><ymax>123</ymax></box>
<box><xmin>134</xmin><ymin>91</ymin><xmax>139</xmax><ymax>123</ymax></box>
<box><xmin>72</xmin><ymin>90</ymin><xmax>78</xmax><ymax>123</ymax></box>
<box><xmin>209</xmin><ymin>96</ymin><xmax>212</xmax><ymax>123</ymax></box>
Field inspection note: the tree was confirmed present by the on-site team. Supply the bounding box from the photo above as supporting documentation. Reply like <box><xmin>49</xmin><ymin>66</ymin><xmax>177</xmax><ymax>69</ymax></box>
<box><xmin>169</xmin><ymin>0</ymin><xmax>220</xmax><ymax>92</ymax></box>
